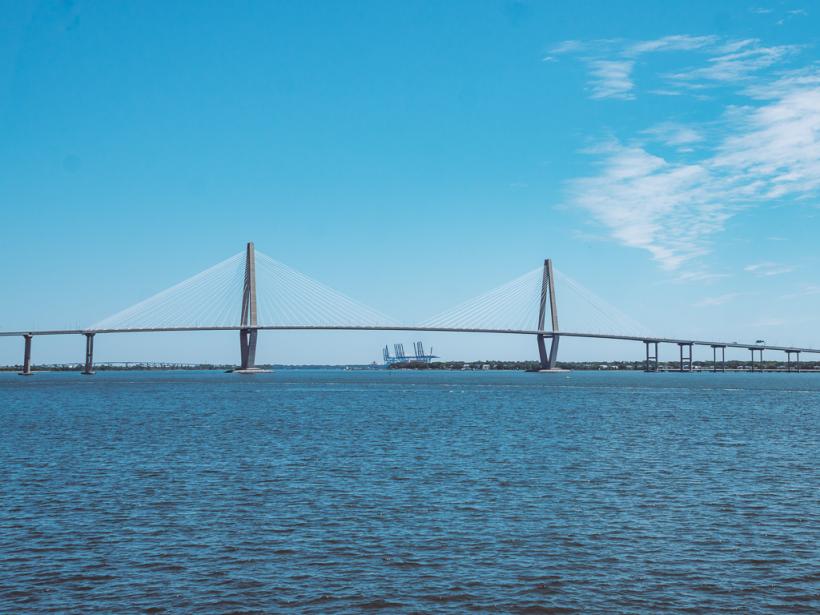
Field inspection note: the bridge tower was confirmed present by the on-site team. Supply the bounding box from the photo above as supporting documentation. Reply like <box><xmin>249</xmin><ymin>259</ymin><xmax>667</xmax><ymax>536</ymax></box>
<box><xmin>237</xmin><ymin>241</ymin><xmax>262</xmax><ymax>373</ymax></box>
<box><xmin>536</xmin><ymin>259</ymin><xmax>562</xmax><ymax>371</ymax></box>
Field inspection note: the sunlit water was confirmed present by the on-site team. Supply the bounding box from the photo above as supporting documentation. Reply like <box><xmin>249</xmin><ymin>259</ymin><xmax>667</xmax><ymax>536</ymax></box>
<box><xmin>1</xmin><ymin>370</ymin><xmax>818</xmax><ymax>613</ymax></box>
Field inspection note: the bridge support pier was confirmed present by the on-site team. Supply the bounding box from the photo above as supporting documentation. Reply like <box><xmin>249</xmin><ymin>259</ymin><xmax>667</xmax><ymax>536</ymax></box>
<box><xmin>644</xmin><ymin>341</ymin><xmax>659</xmax><ymax>372</ymax></box>
<box><xmin>537</xmin><ymin>334</ymin><xmax>560</xmax><ymax>370</ymax></box>
<box><xmin>19</xmin><ymin>334</ymin><xmax>33</xmax><ymax>376</ymax></box>
<box><xmin>83</xmin><ymin>333</ymin><xmax>95</xmax><ymax>375</ymax></box>
<box><xmin>678</xmin><ymin>342</ymin><xmax>693</xmax><ymax>372</ymax></box>
<box><xmin>749</xmin><ymin>347</ymin><xmax>764</xmax><ymax>372</ymax></box>
<box><xmin>239</xmin><ymin>328</ymin><xmax>258</xmax><ymax>370</ymax></box>
<box><xmin>711</xmin><ymin>345</ymin><xmax>726</xmax><ymax>373</ymax></box>
<box><xmin>786</xmin><ymin>350</ymin><xmax>800</xmax><ymax>373</ymax></box>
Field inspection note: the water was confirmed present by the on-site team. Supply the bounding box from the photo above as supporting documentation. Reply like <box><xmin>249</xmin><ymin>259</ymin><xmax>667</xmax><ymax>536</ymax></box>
<box><xmin>1</xmin><ymin>370</ymin><xmax>818</xmax><ymax>613</ymax></box>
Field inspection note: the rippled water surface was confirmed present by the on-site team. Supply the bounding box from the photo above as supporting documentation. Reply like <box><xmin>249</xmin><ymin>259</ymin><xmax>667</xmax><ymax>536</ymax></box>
<box><xmin>1</xmin><ymin>370</ymin><xmax>818</xmax><ymax>613</ymax></box>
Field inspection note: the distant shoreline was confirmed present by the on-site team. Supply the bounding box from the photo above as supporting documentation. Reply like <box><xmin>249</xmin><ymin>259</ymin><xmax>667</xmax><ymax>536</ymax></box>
<box><xmin>2</xmin><ymin>360</ymin><xmax>819</xmax><ymax>372</ymax></box>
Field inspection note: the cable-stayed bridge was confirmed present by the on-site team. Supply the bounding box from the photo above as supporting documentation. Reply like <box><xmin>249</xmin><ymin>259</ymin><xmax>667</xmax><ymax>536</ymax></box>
<box><xmin>3</xmin><ymin>242</ymin><xmax>819</xmax><ymax>374</ymax></box>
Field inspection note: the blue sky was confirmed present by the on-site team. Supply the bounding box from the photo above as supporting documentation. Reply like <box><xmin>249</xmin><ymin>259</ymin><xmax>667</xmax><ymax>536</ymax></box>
<box><xmin>2</xmin><ymin>0</ymin><xmax>820</xmax><ymax>365</ymax></box>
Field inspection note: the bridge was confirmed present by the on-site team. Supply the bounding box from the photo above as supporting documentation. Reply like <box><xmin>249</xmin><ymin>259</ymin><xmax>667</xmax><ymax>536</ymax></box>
<box><xmin>3</xmin><ymin>242</ymin><xmax>818</xmax><ymax>374</ymax></box>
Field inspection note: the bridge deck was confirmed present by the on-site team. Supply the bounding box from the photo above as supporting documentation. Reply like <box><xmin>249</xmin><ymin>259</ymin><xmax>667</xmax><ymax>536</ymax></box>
<box><xmin>0</xmin><ymin>325</ymin><xmax>818</xmax><ymax>355</ymax></box>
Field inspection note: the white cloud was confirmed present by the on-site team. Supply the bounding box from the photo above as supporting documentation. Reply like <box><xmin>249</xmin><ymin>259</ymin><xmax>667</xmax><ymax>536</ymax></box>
<box><xmin>715</xmin><ymin>86</ymin><xmax>820</xmax><ymax>198</ymax></box>
<box><xmin>550</xmin><ymin>36</ymin><xmax>716</xmax><ymax>100</ymax></box>
<box><xmin>550</xmin><ymin>35</ymin><xmax>799</xmax><ymax>99</ymax></box>
<box><xmin>781</xmin><ymin>284</ymin><xmax>820</xmax><ymax>299</ymax></box>
<box><xmin>567</xmin><ymin>66</ymin><xmax>820</xmax><ymax>270</ymax></box>
<box><xmin>695</xmin><ymin>293</ymin><xmax>742</xmax><ymax>307</ymax></box>
<box><xmin>649</xmin><ymin>89</ymin><xmax>685</xmax><ymax>97</ymax></box>
<box><xmin>570</xmin><ymin>143</ymin><xmax>721</xmax><ymax>269</ymax></box>
<box><xmin>550</xmin><ymin>40</ymin><xmax>585</xmax><ymax>54</ymax></box>
<box><xmin>627</xmin><ymin>35</ymin><xmax>717</xmax><ymax>56</ymax></box>
<box><xmin>673</xmin><ymin>270</ymin><xmax>731</xmax><ymax>283</ymax></box>
<box><xmin>670</xmin><ymin>43</ymin><xmax>799</xmax><ymax>84</ymax></box>
<box><xmin>716</xmin><ymin>39</ymin><xmax>757</xmax><ymax>54</ymax></box>
<box><xmin>745</xmin><ymin>68</ymin><xmax>820</xmax><ymax>98</ymax></box>
<box><xmin>643</xmin><ymin>122</ymin><xmax>704</xmax><ymax>148</ymax></box>
<box><xmin>588</xmin><ymin>60</ymin><xmax>635</xmax><ymax>99</ymax></box>
<box><xmin>744</xmin><ymin>262</ymin><xmax>795</xmax><ymax>276</ymax></box>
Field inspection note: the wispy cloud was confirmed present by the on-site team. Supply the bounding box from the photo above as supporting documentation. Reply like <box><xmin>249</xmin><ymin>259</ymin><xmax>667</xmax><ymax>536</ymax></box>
<box><xmin>643</xmin><ymin>121</ymin><xmax>704</xmax><ymax>149</ymax></box>
<box><xmin>669</xmin><ymin>43</ymin><xmax>799</xmax><ymax>84</ymax></box>
<box><xmin>569</xmin><ymin>143</ymin><xmax>720</xmax><ymax>269</ymax></box>
<box><xmin>588</xmin><ymin>60</ymin><xmax>635</xmax><ymax>99</ymax></box>
<box><xmin>564</xmin><ymin>50</ymin><xmax>820</xmax><ymax>270</ymax></box>
<box><xmin>673</xmin><ymin>270</ymin><xmax>731</xmax><ymax>283</ymax></box>
<box><xmin>551</xmin><ymin>35</ymin><xmax>799</xmax><ymax>99</ymax></box>
<box><xmin>777</xmin><ymin>8</ymin><xmax>809</xmax><ymax>25</ymax></box>
<box><xmin>695</xmin><ymin>293</ymin><xmax>742</xmax><ymax>307</ymax></box>
<box><xmin>549</xmin><ymin>40</ymin><xmax>585</xmax><ymax>55</ymax></box>
<box><xmin>781</xmin><ymin>284</ymin><xmax>820</xmax><ymax>299</ymax></box>
<box><xmin>626</xmin><ymin>34</ymin><xmax>717</xmax><ymax>56</ymax></box>
<box><xmin>744</xmin><ymin>262</ymin><xmax>795</xmax><ymax>276</ymax></box>
<box><xmin>714</xmin><ymin>83</ymin><xmax>820</xmax><ymax>199</ymax></box>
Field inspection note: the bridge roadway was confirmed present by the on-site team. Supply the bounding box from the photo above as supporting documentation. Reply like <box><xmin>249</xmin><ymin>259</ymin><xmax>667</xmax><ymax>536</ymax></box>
<box><xmin>2</xmin><ymin>325</ymin><xmax>819</xmax><ymax>355</ymax></box>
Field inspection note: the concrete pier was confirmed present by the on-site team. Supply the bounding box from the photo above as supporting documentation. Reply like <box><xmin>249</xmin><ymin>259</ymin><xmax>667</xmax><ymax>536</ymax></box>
<box><xmin>19</xmin><ymin>334</ymin><xmax>32</xmax><ymax>376</ymax></box>
<box><xmin>83</xmin><ymin>333</ymin><xmax>95</xmax><ymax>375</ymax></box>
<box><xmin>678</xmin><ymin>342</ymin><xmax>693</xmax><ymax>372</ymax></box>
<box><xmin>786</xmin><ymin>350</ymin><xmax>801</xmax><ymax>373</ymax></box>
<box><xmin>749</xmin><ymin>347</ymin><xmax>764</xmax><ymax>372</ymax></box>
<box><xmin>644</xmin><ymin>341</ymin><xmax>659</xmax><ymax>372</ymax></box>
<box><xmin>711</xmin><ymin>345</ymin><xmax>726</xmax><ymax>372</ymax></box>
